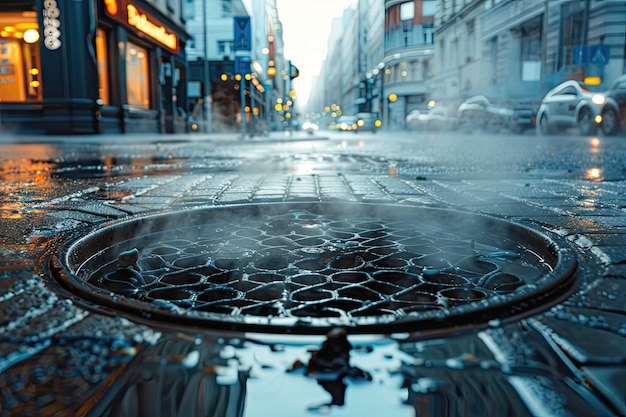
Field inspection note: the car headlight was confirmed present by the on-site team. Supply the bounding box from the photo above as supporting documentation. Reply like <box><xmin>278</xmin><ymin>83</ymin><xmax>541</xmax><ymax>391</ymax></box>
<box><xmin>592</xmin><ymin>94</ymin><xmax>606</xmax><ymax>105</ymax></box>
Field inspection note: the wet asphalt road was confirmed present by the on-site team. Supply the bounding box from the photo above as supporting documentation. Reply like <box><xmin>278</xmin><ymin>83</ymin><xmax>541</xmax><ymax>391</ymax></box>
<box><xmin>0</xmin><ymin>128</ymin><xmax>625</xmax><ymax>416</ymax></box>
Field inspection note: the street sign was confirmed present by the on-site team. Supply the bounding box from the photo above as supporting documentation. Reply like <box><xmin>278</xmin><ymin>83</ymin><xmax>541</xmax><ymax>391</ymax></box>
<box><xmin>590</xmin><ymin>44</ymin><xmax>610</xmax><ymax>65</ymax></box>
<box><xmin>235</xmin><ymin>56</ymin><xmax>251</xmax><ymax>75</ymax></box>
<box><xmin>233</xmin><ymin>16</ymin><xmax>251</xmax><ymax>52</ymax></box>
<box><xmin>573</xmin><ymin>46</ymin><xmax>588</xmax><ymax>65</ymax></box>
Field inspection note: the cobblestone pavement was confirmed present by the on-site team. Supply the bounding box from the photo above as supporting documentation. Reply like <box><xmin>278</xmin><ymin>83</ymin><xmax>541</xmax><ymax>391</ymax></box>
<box><xmin>0</xmin><ymin>130</ymin><xmax>625</xmax><ymax>416</ymax></box>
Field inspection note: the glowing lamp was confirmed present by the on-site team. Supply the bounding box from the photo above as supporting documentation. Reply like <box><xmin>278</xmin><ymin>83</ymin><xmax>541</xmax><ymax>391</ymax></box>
<box><xmin>104</xmin><ymin>0</ymin><xmax>118</xmax><ymax>16</ymax></box>
<box><xmin>23</xmin><ymin>29</ymin><xmax>40</xmax><ymax>44</ymax></box>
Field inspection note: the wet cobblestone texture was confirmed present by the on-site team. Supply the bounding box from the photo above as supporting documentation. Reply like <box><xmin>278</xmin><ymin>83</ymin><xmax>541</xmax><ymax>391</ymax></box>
<box><xmin>0</xmin><ymin>132</ymin><xmax>625</xmax><ymax>416</ymax></box>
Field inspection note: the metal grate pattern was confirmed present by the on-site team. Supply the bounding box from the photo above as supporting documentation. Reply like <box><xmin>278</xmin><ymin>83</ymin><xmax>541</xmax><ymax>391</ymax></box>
<box><xmin>59</xmin><ymin>203</ymin><xmax>576</xmax><ymax>332</ymax></box>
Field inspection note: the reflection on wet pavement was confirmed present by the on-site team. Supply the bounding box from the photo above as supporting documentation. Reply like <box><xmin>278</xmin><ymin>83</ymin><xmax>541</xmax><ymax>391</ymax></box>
<box><xmin>1</xmin><ymin>135</ymin><xmax>625</xmax><ymax>416</ymax></box>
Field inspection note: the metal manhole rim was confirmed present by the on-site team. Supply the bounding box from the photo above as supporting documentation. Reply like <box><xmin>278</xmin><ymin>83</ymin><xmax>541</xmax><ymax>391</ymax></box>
<box><xmin>50</xmin><ymin>202</ymin><xmax>578</xmax><ymax>335</ymax></box>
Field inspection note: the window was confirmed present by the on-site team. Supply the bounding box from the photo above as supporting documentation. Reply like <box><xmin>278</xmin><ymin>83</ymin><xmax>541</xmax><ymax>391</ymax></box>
<box><xmin>0</xmin><ymin>11</ymin><xmax>42</xmax><ymax>102</ymax></box>
<box><xmin>556</xmin><ymin>86</ymin><xmax>577</xmax><ymax>95</ymax></box>
<box><xmin>183</xmin><ymin>0</ymin><xmax>195</xmax><ymax>20</ymax></box>
<box><xmin>217</xmin><ymin>40</ymin><xmax>232</xmax><ymax>55</ymax></box>
<box><xmin>489</xmin><ymin>36</ymin><xmax>498</xmax><ymax>85</ymax></box>
<box><xmin>423</xmin><ymin>22</ymin><xmax>434</xmax><ymax>44</ymax></box>
<box><xmin>96</xmin><ymin>29</ymin><xmax>110</xmax><ymax>105</ymax></box>
<box><xmin>559</xmin><ymin>2</ymin><xmax>584</xmax><ymax>68</ymax></box>
<box><xmin>466</xmin><ymin>20</ymin><xmax>475</xmax><ymax>61</ymax></box>
<box><xmin>400</xmin><ymin>2</ymin><xmax>414</xmax><ymax>21</ymax></box>
<box><xmin>222</xmin><ymin>0</ymin><xmax>232</xmax><ymax>15</ymax></box>
<box><xmin>451</xmin><ymin>38</ymin><xmax>459</xmax><ymax>67</ymax></box>
<box><xmin>520</xmin><ymin>16</ymin><xmax>542</xmax><ymax>62</ymax></box>
<box><xmin>126</xmin><ymin>42</ymin><xmax>150</xmax><ymax>109</ymax></box>
<box><xmin>423</xmin><ymin>0</ymin><xmax>436</xmax><ymax>17</ymax></box>
<box><xmin>423</xmin><ymin>58</ymin><xmax>432</xmax><ymax>79</ymax></box>
<box><xmin>440</xmin><ymin>39</ymin><xmax>445</xmax><ymax>68</ymax></box>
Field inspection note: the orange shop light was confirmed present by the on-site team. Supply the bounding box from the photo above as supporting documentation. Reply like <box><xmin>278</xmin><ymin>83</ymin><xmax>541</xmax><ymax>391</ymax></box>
<box><xmin>104</xmin><ymin>0</ymin><xmax>118</xmax><ymax>16</ymax></box>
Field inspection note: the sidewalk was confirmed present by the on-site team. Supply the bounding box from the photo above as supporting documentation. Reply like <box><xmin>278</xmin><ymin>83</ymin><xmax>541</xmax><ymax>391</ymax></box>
<box><xmin>0</xmin><ymin>128</ymin><xmax>329</xmax><ymax>144</ymax></box>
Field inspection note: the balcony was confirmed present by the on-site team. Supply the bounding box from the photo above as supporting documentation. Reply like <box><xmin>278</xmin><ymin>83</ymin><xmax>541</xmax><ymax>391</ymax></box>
<box><xmin>385</xmin><ymin>25</ymin><xmax>434</xmax><ymax>55</ymax></box>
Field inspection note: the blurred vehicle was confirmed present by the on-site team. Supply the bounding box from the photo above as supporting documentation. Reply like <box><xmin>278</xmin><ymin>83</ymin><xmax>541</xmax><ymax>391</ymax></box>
<box><xmin>600</xmin><ymin>74</ymin><xmax>626</xmax><ymax>135</ymax></box>
<box><xmin>406</xmin><ymin>107</ymin><xmax>456</xmax><ymax>131</ymax></box>
<box><xmin>302</xmin><ymin>119</ymin><xmax>319</xmax><ymax>134</ymax></box>
<box><xmin>535</xmin><ymin>80</ymin><xmax>606</xmax><ymax>136</ymax></box>
<box><xmin>355</xmin><ymin>112</ymin><xmax>382</xmax><ymax>133</ymax></box>
<box><xmin>335</xmin><ymin>115</ymin><xmax>358</xmax><ymax>132</ymax></box>
<box><xmin>456</xmin><ymin>95</ymin><xmax>535</xmax><ymax>133</ymax></box>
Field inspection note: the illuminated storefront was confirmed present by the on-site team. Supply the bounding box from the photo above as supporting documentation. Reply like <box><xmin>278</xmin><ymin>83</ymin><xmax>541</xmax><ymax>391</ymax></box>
<box><xmin>0</xmin><ymin>0</ymin><xmax>189</xmax><ymax>134</ymax></box>
<box><xmin>98</xmin><ymin>0</ymin><xmax>189</xmax><ymax>133</ymax></box>
<box><xmin>0</xmin><ymin>11</ymin><xmax>41</xmax><ymax>103</ymax></box>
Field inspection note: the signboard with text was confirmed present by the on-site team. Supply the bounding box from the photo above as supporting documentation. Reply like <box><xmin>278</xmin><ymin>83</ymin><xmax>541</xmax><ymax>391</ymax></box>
<box><xmin>102</xmin><ymin>0</ymin><xmax>178</xmax><ymax>52</ymax></box>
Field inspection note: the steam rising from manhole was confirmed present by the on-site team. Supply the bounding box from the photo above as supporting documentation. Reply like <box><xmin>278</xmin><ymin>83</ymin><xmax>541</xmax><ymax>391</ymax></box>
<box><xmin>51</xmin><ymin>203</ymin><xmax>577</xmax><ymax>334</ymax></box>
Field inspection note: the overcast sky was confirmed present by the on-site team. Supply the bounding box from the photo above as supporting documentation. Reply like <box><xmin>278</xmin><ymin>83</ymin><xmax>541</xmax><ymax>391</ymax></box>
<box><xmin>277</xmin><ymin>0</ymin><xmax>353</xmax><ymax>106</ymax></box>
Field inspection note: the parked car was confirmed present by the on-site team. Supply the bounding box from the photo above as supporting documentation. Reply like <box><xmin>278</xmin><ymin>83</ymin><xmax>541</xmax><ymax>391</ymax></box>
<box><xmin>456</xmin><ymin>95</ymin><xmax>535</xmax><ymax>133</ymax></box>
<box><xmin>535</xmin><ymin>80</ymin><xmax>607</xmax><ymax>136</ymax></box>
<box><xmin>406</xmin><ymin>107</ymin><xmax>457</xmax><ymax>131</ymax></box>
<box><xmin>355</xmin><ymin>112</ymin><xmax>382</xmax><ymax>133</ymax></box>
<box><xmin>335</xmin><ymin>115</ymin><xmax>358</xmax><ymax>132</ymax></box>
<box><xmin>600</xmin><ymin>74</ymin><xmax>626</xmax><ymax>135</ymax></box>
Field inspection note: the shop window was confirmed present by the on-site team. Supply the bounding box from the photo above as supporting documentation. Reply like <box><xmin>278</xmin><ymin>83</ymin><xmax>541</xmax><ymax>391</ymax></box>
<box><xmin>126</xmin><ymin>42</ymin><xmax>150</xmax><ymax>110</ymax></box>
<box><xmin>0</xmin><ymin>11</ymin><xmax>42</xmax><ymax>102</ymax></box>
<box><xmin>96</xmin><ymin>28</ymin><xmax>110</xmax><ymax>105</ymax></box>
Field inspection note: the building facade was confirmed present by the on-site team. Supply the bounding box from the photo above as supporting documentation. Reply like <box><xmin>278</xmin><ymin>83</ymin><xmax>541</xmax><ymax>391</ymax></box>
<box><xmin>315</xmin><ymin>0</ymin><xmax>436</xmax><ymax>129</ymax></box>
<box><xmin>432</xmin><ymin>0</ymin><xmax>626</xmax><ymax>109</ymax></box>
<box><xmin>184</xmin><ymin>0</ymin><xmax>287</xmax><ymax>133</ymax></box>
<box><xmin>0</xmin><ymin>0</ymin><xmax>190</xmax><ymax>134</ymax></box>
<box><xmin>382</xmin><ymin>0</ymin><xmax>436</xmax><ymax>129</ymax></box>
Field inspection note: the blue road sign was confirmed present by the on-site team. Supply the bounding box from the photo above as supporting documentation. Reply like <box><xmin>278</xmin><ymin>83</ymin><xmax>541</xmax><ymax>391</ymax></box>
<box><xmin>573</xmin><ymin>46</ymin><xmax>588</xmax><ymax>65</ymax></box>
<box><xmin>590</xmin><ymin>44</ymin><xmax>610</xmax><ymax>65</ymax></box>
<box><xmin>233</xmin><ymin>16</ymin><xmax>251</xmax><ymax>52</ymax></box>
<box><xmin>235</xmin><ymin>56</ymin><xmax>251</xmax><ymax>75</ymax></box>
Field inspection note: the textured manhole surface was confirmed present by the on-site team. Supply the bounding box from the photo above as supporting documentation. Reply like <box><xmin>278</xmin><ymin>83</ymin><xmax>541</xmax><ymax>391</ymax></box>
<box><xmin>52</xmin><ymin>203</ymin><xmax>577</xmax><ymax>334</ymax></box>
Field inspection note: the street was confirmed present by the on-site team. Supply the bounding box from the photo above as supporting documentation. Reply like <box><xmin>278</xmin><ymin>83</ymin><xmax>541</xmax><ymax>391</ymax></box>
<box><xmin>1</xmin><ymin>128</ymin><xmax>625</xmax><ymax>416</ymax></box>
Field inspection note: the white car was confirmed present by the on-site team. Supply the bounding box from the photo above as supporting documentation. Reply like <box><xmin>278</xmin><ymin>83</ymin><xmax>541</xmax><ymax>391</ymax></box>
<box><xmin>406</xmin><ymin>107</ymin><xmax>456</xmax><ymax>131</ymax></box>
<box><xmin>535</xmin><ymin>80</ymin><xmax>607</xmax><ymax>135</ymax></box>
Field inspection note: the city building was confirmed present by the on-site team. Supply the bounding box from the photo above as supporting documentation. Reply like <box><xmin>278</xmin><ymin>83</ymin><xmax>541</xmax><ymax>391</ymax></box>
<box><xmin>0</xmin><ymin>0</ymin><xmax>190</xmax><ymax>134</ymax></box>
<box><xmin>316</xmin><ymin>0</ymin><xmax>435</xmax><ymax>130</ymax></box>
<box><xmin>313</xmin><ymin>0</ymin><xmax>384</xmax><ymax>126</ymax></box>
<box><xmin>430</xmin><ymin>0</ymin><xmax>486</xmax><ymax>110</ymax></box>
<box><xmin>432</xmin><ymin>0</ymin><xmax>626</xmax><ymax>109</ymax></box>
<box><xmin>184</xmin><ymin>0</ymin><xmax>287</xmax><ymax>133</ymax></box>
<box><xmin>381</xmin><ymin>0</ymin><xmax>436</xmax><ymax>129</ymax></box>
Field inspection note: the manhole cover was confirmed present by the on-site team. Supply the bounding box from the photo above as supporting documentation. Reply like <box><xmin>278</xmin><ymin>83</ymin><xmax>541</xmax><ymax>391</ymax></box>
<box><xmin>51</xmin><ymin>203</ymin><xmax>576</xmax><ymax>334</ymax></box>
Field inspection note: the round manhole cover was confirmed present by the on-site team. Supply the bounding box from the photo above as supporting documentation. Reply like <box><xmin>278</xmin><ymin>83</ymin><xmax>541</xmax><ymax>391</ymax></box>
<box><xmin>51</xmin><ymin>203</ymin><xmax>577</xmax><ymax>334</ymax></box>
